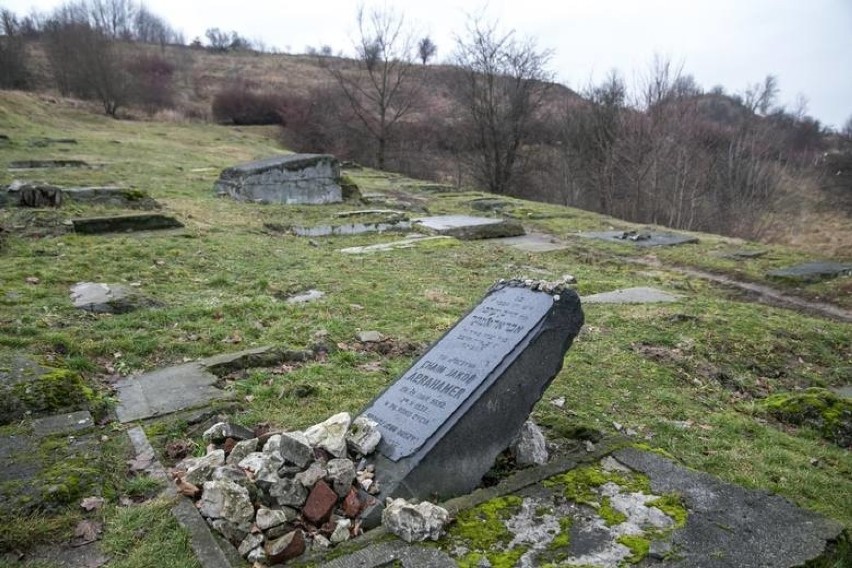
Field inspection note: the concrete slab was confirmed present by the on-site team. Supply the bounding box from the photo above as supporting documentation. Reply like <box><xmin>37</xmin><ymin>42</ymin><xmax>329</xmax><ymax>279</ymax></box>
<box><xmin>580</xmin><ymin>230</ymin><xmax>699</xmax><ymax>247</ymax></box>
<box><xmin>114</xmin><ymin>347</ymin><xmax>274</xmax><ymax>422</ymax></box>
<box><xmin>723</xmin><ymin>249</ymin><xmax>768</xmax><ymax>260</ymax></box>
<box><xmin>495</xmin><ymin>233</ymin><xmax>570</xmax><ymax>253</ymax></box>
<box><xmin>339</xmin><ymin>236</ymin><xmax>456</xmax><ymax>254</ymax></box>
<box><xmin>414</xmin><ymin>215</ymin><xmax>525</xmax><ymax>240</ymax></box>
<box><xmin>582</xmin><ymin>287</ymin><xmax>682</xmax><ymax>304</ymax></box>
<box><xmin>72</xmin><ymin>214</ymin><xmax>183</xmax><ymax>234</ymax></box>
<box><xmin>767</xmin><ymin>262</ymin><xmax>852</xmax><ymax>282</ymax></box>
<box><xmin>31</xmin><ymin>410</ymin><xmax>93</xmax><ymax>436</ymax></box>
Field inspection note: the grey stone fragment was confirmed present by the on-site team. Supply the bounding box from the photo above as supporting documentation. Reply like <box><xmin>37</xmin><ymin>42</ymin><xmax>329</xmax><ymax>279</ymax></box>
<box><xmin>269</xmin><ymin>477</ymin><xmax>308</xmax><ymax>508</ymax></box>
<box><xmin>327</xmin><ymin>458</ymin><xmax>357</xmax><ymax>497</ymax></box>
<box><xmin>247</xmin><ymin>547</ymin><xmax>267</xmax><ymax>563</ymax></box>
<box><xmin>262</xmin><ymin>434</ymin><xmax>282</xmax><ymax>455</ymax></box>
<box><xmin>198</xmin><ymin>480</ymin><xmax>254</xmax><ymax>525</ymax></box>
<box><xmin>238</xmin><ymin>532</ymin><xmax>263</xmax><ymax>557</ymax></box>
<box><xmin>356</xmin><ymin>330</ymin><xmax>384</xmax><ymax>343</ymax></box>
<box><xmin>202</xmin><ymin>421</ymin><xmax>254</xmax><ymax>443</ymax></box>
<box><xmin>69</xmin><ymin>282</ymin><xmax>156</xmax><ymax>314</ymax></box>
<box><xmin>183</xmin><ymin>450</ymin><xmax>225</xmax><ymax>486</ymax></box>
<box><xmin>225</xmin><ymin>438</ymin><xmax>258</xmax><ymax>465</ymax></box>
<box><xmin>346</xmin><ymin>415</ymin><xmax>382</xmax><ymax>456</ymax></box>
<box><xmin>414</xmin><ymin>215</ymin><xmax>525</xmax><ymax>240</ymax></box>
<box><xmin>210</xmin><ymin>465</ymin><xmax>252</xmax><ymax>492</ymax></box>
<box><xmin>171</xmin><ymin>498</ymin><xmax>233</xmax><ymax>568</ymax></box>
<box><xmin>582</xmin><ymin>287</ymin><xmax>682</xmax><ymax>304</ymax></box>
<box><xmin>381</xmin><ymin>499</ymin><xmax>449</xmax><ymax>543</ymax></box>
<box><xmin>286</xmin><ymin>289</ymin><xmax>325</xmax><ymax>304</ymax></box>
<box><xmin>278</xmin><ymin>431</ymin><xmax>314</xmax><ymax>467</ymax></box>
<box><xmin>215</xmin><ymin>154</ymin><xmax>342</xmax><ymax>205</ymax></box>
<box><xmin>209</xmin><ymin>518</ymin><xmax>249</xmax><ymax>544</ymax></box>
<box><xmin>509</xmin><ymin>420</ymin><xmax>548</xmax><ymax>466</ymax></box>
<box><xmin>330</xmin><ymin>518</ymin><xmax>352</xmax><ymax>544</ymax></box>
<box><xmin>295</xmin><ymin>461</ymin><xmax>327</xmax><ymax>488</ymax></box>
<box><xmin>256</xmin><ymin>507</ymin><xmax>297</xmax><ymax>530</ymax></box>
<box><xmin>31</xmin><ymin>411</ymin><xmax>93</xmax><ymax>436</ymax></box>
<box><xmin>613</xmin><ymin>448</ymin><xmax>845</xmax><ymax>567</ymax></box>
<box><xmin>241</xmin><ymin>452</ymin><xmax>283</xmax><ymax>486</ymax></box>
<box><xmin>767</xmin><ymin>261</ymin><xmax>852</xmax><ymax>282</ymax></box>
<box><xmin>305</xmin><ymin>412</ymin><xmax>351</xmax><ymax>457</ymax></box>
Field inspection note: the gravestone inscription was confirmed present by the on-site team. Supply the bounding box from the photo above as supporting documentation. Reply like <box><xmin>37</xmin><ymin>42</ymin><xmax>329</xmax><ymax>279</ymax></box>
<box><xmin>359</xmin><ymin>280</ymin><xmax>584</xmax><ymax>526</ymax></box>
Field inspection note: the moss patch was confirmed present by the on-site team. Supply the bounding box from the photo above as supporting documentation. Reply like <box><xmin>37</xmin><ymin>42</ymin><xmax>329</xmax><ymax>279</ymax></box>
<box><xmin>11</xmin><ymin>368</ymin><xmax>94</xmax><ymax>415</ymax></box>
<box><xmin>646</xmin><ymin>494</ymin><xmax>688</xmax><ymax>528</ymax></box>
<box><xmin>617</xmin><ymin>534</ymin><xmax>651</xmax><ymax>564</ymax></box>
<box><xmin>759</xmin><ymin>388</ymin><xmax>851</xmax><ymax>447</ymax></box>
<box><xmin>543</xmin><ymin>465</ymin><xmax>651</xmax><ymax>506</ymax></box>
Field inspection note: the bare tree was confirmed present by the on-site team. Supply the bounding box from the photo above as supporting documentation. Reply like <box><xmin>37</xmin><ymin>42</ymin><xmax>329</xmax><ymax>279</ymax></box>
<box><xmin>417</xmin><ymin>36</ymin><xmax>436</xmax><ymax>64</ymax></box>
<box><xmin>0</xmin><ymin>8</ymin><xmax>31</xmax><ymax>89</ymax></box>
<box><xmin>327</xmin><ymin>5</ymin><xmax>421</xmax><ymax>169</ymax></box>
<box><xmin>205</xmin><ymin>27</ymin><xmax>230</xmax><ymax>52</ymax></box>
<box><xmin>89</xmin><ymin>0</ymin><xmax>135</xmax><ymax>39</ymax></box>
<box><xmin>453</xmin><ymin>18</ymin><xmax>553</xmax><ymax>194</ymax></box>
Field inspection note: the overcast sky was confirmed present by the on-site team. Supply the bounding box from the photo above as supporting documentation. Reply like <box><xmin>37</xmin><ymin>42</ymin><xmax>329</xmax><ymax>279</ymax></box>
<box><xmin>6</xmin><ymin>0</ymin><xmax>851</xmax><ymax>128</ymax></box>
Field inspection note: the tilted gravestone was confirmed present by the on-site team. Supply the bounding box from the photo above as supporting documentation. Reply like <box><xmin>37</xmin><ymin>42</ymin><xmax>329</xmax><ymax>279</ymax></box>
<box><xmin>358</xmin><ymin>280</ymin><xmax>584</xmax><ymax>526</ymax></box>
<box><xmin>214</xmin><ymin>154</ymin><xmax>343</xmax><ymax>205</ymax></box>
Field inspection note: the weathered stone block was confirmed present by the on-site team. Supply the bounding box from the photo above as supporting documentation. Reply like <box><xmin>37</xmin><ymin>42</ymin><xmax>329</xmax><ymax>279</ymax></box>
<box><xmin>214</xmin><ymin>154</ymin><xmax>342</xmax><ymax>205</ymax></box>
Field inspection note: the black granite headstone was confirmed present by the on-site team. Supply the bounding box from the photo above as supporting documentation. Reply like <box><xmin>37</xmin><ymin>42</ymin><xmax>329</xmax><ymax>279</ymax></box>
<box><xmin>358</xmin><ymin>280</ymin><xmax>584</xmax><ymax>526</ymax></box>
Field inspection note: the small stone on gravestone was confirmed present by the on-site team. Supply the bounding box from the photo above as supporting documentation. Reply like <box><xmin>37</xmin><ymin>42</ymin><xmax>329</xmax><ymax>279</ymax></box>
<box><xmin>509</xmin><ymin>420</ymin><xmax>549</xmax><ymax>466</ymax></box>
<box><xmin>304</xmin><ymin>412</ymin><xmax>351</xmax><ymax>458</ymax></box>
<box><xmin>767</xmin><ymin>262</ymin><xmax>852</xmax><ymax>282</ymax></box>
<box><xmin>214</xmin><ymin>154</ymin><xmax>343</xmax><ymax>205</ymax></box>
<box><xmin>414</xmin><ymin>215</ymin><xmax>525</xmax><ymax>240</ymax></box>
<box><xmin>381</xmin><ymin>499</ymin><xmax>450</xmax><ymax>543</ymax></box>
<box><xmin>581</xmin><ymin>287</ymin><xmax>682</xmax><ymax>305</ymax></box>
<box><xmin>278</xmin><ymin>432</ymin><xmax>313</xmax><ymax>468</ymax></box>
<box><xmin>358</xmin><ymin>280</ymin><xmax>584</xmax><ymax>527</ymax></box>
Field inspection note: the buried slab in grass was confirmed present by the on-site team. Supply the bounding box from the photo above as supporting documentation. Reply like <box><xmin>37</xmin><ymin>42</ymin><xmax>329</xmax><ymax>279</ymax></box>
<box><xmin>580</xmin><ymin>230</ymin><xmax>699</xmax><ymax>247</ymax></box>
<box><xmin>71</xmin><ymin>213</ymin><xmax>183</xmax><ymax>234</ymax></box>
<box><xmin>413</xmin><ymin>215</ymin><xmax>525</xmax><ymax>240</ymax></box>
<box><xmin>766</xmin><ymin>261</ymin><xmax>852</xmax><ymax>283</ymax></box>
<box><xmin>582</xmin><ymin>287</ymin><xmax>683</xmax><ymax>305</ymax></box>
<box><xmin>8</xmin><ymin>159</ymin><xmax>91</xmax><ymax>169</ymax></box>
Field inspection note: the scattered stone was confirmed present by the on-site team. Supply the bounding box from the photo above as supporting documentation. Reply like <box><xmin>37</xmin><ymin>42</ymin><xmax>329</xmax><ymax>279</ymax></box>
<box><xmin>582</xmin><ymin>287</ymin><xmax>682</xmax><ymax>304</ymax></box>
<box><xmin>225</xmin><ymin>438</ymin><xmax>258</xmax><ymax>465</ymax></box>
<box><xmin>202</xmin><ymin>422</ymin><xmax>255</xmax><ymax>444</ymax></box>
<box><xmin>215</xmin><ymin>154</ymin><xmax>342</xmax><ymax>205</ymax></box>
<box><xmin>7</xmin><ymin>181</ymin><xmax>63</xmax><ymax>207</ymax></box>
<box><xmin>356</xmin><ymin>330</ymin><xmax>384</xmax><ymax>343</ymax></box>
<box><xmin>342</xmin><ymin>488</ymin><xmax>363</xmax><ymax>518</ymax></box>
<box><xmin>580</xmin><ymin>230</ymin><xmax>699</xmax><ymax>247</ymax></box>
<box><xmin>414</xmin><ymin>215</ymin><xmax>524</xmax><ymax>240</ymax></box>
<box><xmin>256</xmin><ymin>506</ymin><xmax>298</xmax><ymax>530</ymax></box>
<box><xmin>767</xmin><ymin>261</ymin><xmax>852</xmax><ymax>283</ymax></box>
<box><xmin>305</xmin><ymin>412</ymin><xmax>351</xmax><ymax>458</ymax></box>
<box><xmin>346</xmin><ymin>416</ymin><xmax>382</xmax><ymax>456</ymax></box>
<box><xmin>237</xmin><ymin>533</ymin><xmax>264</xmax><ymax>557</ymax></box>
<box><xmin>210</xmin><ymin>465</ymin><xmax>252</xmax><ymax>491</ymax></box>
<box><xmin>381</xmin><ymin>499</ymin><xmax>449</xmax><ymax>543</ymax></box>
<box><xmin>264</xmin><ymin>529</ymin><xmax>306</xmax><ymax>564</ymax></box>
<box><xmin>286</xmin><ymin>289</ymin><xmax>326</xmax><ymax>304</ymax></box>
<box><xmin>302</xmin><ymin>480</ymin><xmax>338</xmax><ymax>525</ymax></box>
<box><xmin>69</xmin><ymin>282</ymin><xmax>158</xmax><ymax>314</ymax></box>
<box><xmin>182</xmin><ymin>450</ymin><xmax>225</xmax><ymax>486</ymax></box>
<box><xmin>71</xmin><ymin>213</ymin><xmax>183</xmax><ymax>234</ymax></box>
<box><xmin>269</xmin><ymin>477</ymin><xmax>308</xmax><ymax>508</ymax></box>
<box><xmin>508</xmin><ymin>420</ymin><xmax>549</xmax><ymax>466</ymax></box>
<box><xmin>296</xmin><ymin>462</ymin><xmax>327</xmax><ymax>488</ymax></box>
<box><xmin>262</xmin><ymin>434</ymin><xmax>282</xmax><ymax>455</ymax></box>
<box><xmin>279</xmin><ymin>431</ymin><xmax>314</xmax><ymax>468</ymax></box>
<box><xmin>330</xmin><ymin>518</ymin><xmax>352</xmax><ymax>544</ymax></box>
<box><xmin>197</xmin><ymin>480</ymin><xmax>254</xmax><ymax>525</ymax></box>
<box><xmin>247</xmin><ymin>546</ymin><xmax>267</xmax><ymax>563</ymax></box>
<box><xmin>327</xmin><ymin>458</ymin><xmax>357</xmax><ymax>497</ymax></box>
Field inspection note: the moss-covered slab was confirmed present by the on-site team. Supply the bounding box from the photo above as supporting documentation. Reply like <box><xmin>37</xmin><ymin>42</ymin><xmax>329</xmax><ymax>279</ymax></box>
<box><xmin>759</xmin><ymin>388</ymin><xmax>851</xmax><ymax>447</ymax></box>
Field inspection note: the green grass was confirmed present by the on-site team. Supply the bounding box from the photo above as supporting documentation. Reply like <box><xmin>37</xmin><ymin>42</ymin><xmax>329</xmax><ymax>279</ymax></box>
<box><xmin>1</xmin><ymin>92</ymin><xmax>850</xmax><ymax>562</ymax></box>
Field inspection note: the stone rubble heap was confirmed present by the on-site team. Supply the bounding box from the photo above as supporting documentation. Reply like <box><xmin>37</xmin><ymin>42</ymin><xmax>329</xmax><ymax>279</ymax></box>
<box><xmin>171</xmin><ymin>412</ymin><xmax>384</xmax><ymax>565</ymax></box>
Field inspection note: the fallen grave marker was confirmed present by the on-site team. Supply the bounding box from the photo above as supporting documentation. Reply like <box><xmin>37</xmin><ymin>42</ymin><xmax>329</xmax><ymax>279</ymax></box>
<box><xmin>580</xmin><ymin>230</ymin><xmax>699</xmax><ymax>247</ymax></box>
<box><xmin>358</xmin><ymin>279</ymin><xmax>584</xmax><ymax>526</ymax></box>
<box><xmin>767</xmin><ymin>261</ymin><xmax>852</xmax><ymax>282</ymax></box>
<box><xmin>215</xmin><ymin>154</ymin><xmax>343</xmax><ymax>205</ymax></box>
<box><xmin>71</xmin><ymin>213</ymin><xmax>183</xmax><ymax>234</ymax></box>
<box><xmin>414</xmin><ymin>215</ymin><xmax>525</xmax><ymax>240</ymax></box>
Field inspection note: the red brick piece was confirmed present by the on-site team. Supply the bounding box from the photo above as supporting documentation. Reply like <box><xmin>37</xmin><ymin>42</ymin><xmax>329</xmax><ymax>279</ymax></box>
<box><xmin>264</xmin><ymin>529</ymin><xmax>305</xmax><ymax>564</ymax></box>
<box><xmin>302</xmin><ymin>480</ymin><xmax>338</xmax><ymax>525</ymax></box>
<box><xmin>342</xmin><ymin>487</ymin><xmax>363</xmax><ymax>518</ymax></box>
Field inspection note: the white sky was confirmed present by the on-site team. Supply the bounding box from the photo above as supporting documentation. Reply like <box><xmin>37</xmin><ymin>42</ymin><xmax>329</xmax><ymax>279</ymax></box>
<box><xmin>6</xmin><ymin>0</ymin><xmax>852</xmax><ymax>129</ymax></box>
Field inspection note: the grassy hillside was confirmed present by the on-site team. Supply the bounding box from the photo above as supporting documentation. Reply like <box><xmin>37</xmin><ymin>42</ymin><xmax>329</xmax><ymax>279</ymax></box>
<box><xmin>0</xmin><ymin>92</ymin><xmax>849</xmax><ymax>563</ymax></box>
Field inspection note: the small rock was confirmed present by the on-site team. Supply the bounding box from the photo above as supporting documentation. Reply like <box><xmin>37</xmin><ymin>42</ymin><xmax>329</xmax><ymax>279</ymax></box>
<box><xmin>508</xmin><ymin>420</ymin><xmax>548</xmax><ymax>466</ymax></box>
<box><xmin>256</xmin><ymin>507</ymin><xmax>298</xmax><ymax>531</ymax></box>
<box><xmin>295</xmin><ymin>461</ymin><xmax>327</xmax><ymax>488</ymax></box>
<box><xmin>356</xmin><ymin>330</ymin><xmax>384</xmax><ymax>343</ymax></box>
<box><xmin>209</xmin><ymin>518</ymin><xmax>249</xmax><ymax>544</ymax></box>
<box><xmin>330</xmin><ymin>518</ymin><xmax>352</xmax><ymax>544</ymax></box>
<box><xmin>302</xmin><ymin>480</ymin><xmax>338</xmax><ymax>525</ymax></box>
<box><xmin>183</xmin><ymin>449</ymin><xmax>225</xmax><ymax>486</ymax></box>
<box><xmin>304</xmin><ymin>412</ymin><xmax>351</xmax><ymax>458</ymax></box>
<box><xmin>268</xmin><ymin>477</ymin><xmax>308</xmax><ymax>508</ymax></box>
<box><xmin>202</xmin><ymin>422</ymin><xmax>255</xmax><ymax>443</ymax></box>
<box><xmin>262</xmin><ymin>434</ymin><xmax>282</xmax><ymax>455</ymax></box>
<box><xmin>226</xmin><ymin>438</ymin><xmax>258</xmax><ymax>465</ymax></box>
<box><xmin>238</xmin><ymin>533</ymin><xmax>264</xmax><ymax>557</ymax></box>
<box><xmin>238</xmin><ymin>452</ymin><xmax>282</xmax><ymax>485</ymax></box>
<box><xmin>25</xmin><ymin>276</ymin><xmax>40</xmax><ymax>285</ymax></box>
<box><xmin>649</xmin><ymin>539</ymin><xmax>673</xmax><ymax>560</ymax></box>
<box><xmin>313</xmin><ymin>534</ymin><xmax>331</xmax><ymax>549</ymax></box>
<box><xmin>265</xmin><ymin>529</ymin><xmax>305</xmax><ymax>564</ymax></box>
<box><xmin>561</xmin><ymin>274</ymin><xmax>577</xmax><ymax>284</ymax></box>
<box><xmin>550</xmin><ymin>397</ymin><xmax>566</xmax><ymax>408</ymax></box>
<box><xmin>279</xmin><ymin>431</ymin><xmax>314</xmax><ymax>468</ymax></box>
<box><xmin>612</xmin><ymin>421</ymin><xmax>623</xmax><ymax>432</ymax></box>
<box><xmin>247</xmin><ymin>546</ymin><xmax>267</xmax><ymax>563</ymax></box>
<box><xmin>584</xmin><ymin>440</ymin><xmax>595</xmax><ymax>452</ymax></box>
<box><xmin>198</xmin><ymin>480</ymin><xmax>254</xmax><ymax>525</ymax></box>
<box><xmin>326</xmin><ymin>458</ymin><xmax>357</xmax><ymax>497</ymax></box>
<box><xmin>381</xmin><ymin>498</ymin><xmax>449</xmax><ymax>543</ymax></box>
<box><xmin>346</xmin><ymin>416</ymin><xmax>381</xmax><ymax>455</ymax></box>
<box><xmin>342</xmin><ymin>488</ymin><xmax>363</xmax><ymax>518</ymax></box>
